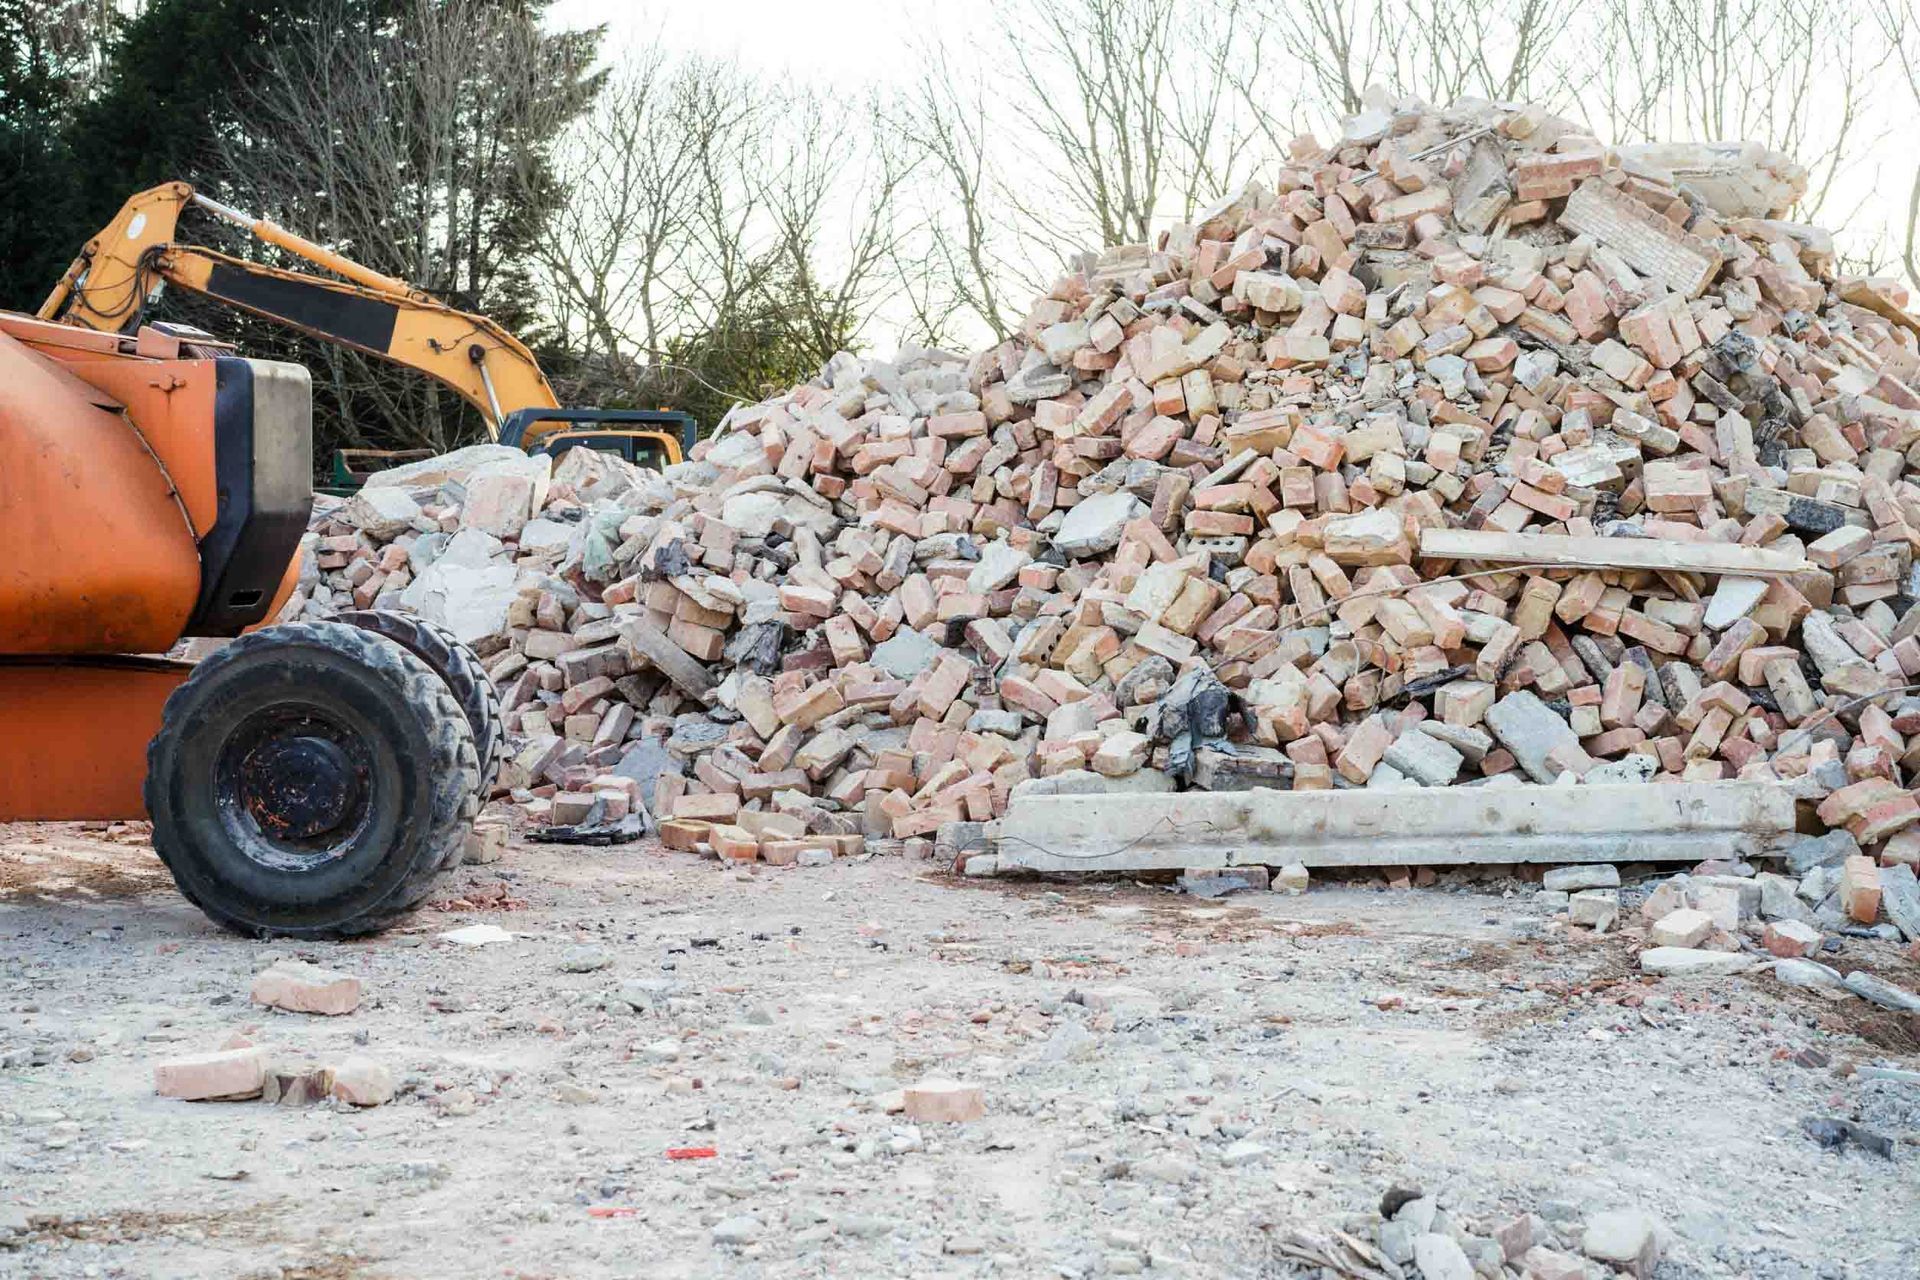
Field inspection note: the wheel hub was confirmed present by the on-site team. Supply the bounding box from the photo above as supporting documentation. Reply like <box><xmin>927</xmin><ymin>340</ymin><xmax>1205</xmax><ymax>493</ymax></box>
<box><xmin>239</xmin><ymin>734</ymin><xmax>363</xmax><ymax>839</ymax></box>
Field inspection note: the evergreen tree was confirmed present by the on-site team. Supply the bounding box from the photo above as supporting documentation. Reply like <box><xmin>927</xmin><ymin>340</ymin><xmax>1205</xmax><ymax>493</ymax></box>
<box><xmin>0</xmin><ymin>0</ymin><xmax>96</xmax><ymax>308</ymax></box>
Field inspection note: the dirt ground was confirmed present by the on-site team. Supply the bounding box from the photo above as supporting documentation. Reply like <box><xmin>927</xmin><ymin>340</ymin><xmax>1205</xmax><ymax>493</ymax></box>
<box><xmin>2</xmin><ymin>820</ymin><xmax>1916</xmax><ymax>1280</ymax></box>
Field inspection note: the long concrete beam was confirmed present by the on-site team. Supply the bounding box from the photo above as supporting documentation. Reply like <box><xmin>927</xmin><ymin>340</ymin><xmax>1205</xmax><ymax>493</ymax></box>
<box><xmin>993</xmin><ymin>782</ymin><xmax>1796</xmax><ymax>873</ymax></box>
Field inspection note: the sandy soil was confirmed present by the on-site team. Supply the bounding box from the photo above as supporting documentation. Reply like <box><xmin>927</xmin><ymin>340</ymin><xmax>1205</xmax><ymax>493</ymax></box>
<box><xmin>2</xmin><ymin>820</ymin><xmax>1915</xmax><ymax>1279</ymax></box>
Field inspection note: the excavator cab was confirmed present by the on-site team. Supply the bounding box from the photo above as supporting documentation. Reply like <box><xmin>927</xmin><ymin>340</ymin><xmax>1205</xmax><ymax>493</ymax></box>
<box><xmin>501</xmin><ymin>407</ymin><xmax>699</xmax><ymax>472</ymax></box>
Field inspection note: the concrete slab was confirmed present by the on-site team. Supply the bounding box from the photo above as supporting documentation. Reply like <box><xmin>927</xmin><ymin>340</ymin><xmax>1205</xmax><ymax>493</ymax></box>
<box><xmin>993</xmin><ymin>782</ymin><xmax>1795</xmax><ymax>873</ymax></box>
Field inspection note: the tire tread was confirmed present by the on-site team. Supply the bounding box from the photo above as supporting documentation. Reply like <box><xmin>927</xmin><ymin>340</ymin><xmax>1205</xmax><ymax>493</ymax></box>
<box><xmin>144</xmin><ymin>621</ymin><xmax>478</xmax><ymax>939</ymax></box>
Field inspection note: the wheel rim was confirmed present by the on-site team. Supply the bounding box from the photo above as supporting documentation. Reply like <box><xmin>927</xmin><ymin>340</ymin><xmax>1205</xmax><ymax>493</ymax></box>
<box><xmin>215</xmin><ymin>705</ymin><xmax>375</xmax><ymax>870</ymax></box>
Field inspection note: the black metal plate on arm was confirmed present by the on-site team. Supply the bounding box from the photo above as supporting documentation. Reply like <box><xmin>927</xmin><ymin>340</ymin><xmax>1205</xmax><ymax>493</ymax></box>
<box><xmin>204</xmin><ymin>263</ymin><xmax>399</xmax><ymax>354</ymax></box>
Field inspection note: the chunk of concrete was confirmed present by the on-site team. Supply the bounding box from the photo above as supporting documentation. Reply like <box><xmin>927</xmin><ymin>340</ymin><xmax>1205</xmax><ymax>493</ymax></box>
<box><xmin>1772</xmin><ymin>957</ymin><xmax>1846</xmax><ymax>991</ymax></box>
<box><xmin>362</xmin><ymin>442</ymin><xmax>526</xmax><ymax>490</ymax></box>
<box><xmin>1485</xmin><ymin>691</ymin><xmax>1594</xmax><ymax>782</ymax></box>
<box><xmin>1569</xmin><ymin>889</ymin><xmax>1619</xmax><ymax>930</ymax></box>
<box><xmin>1879</xmin><ymin>862</ymin><xmax>1920</xmax><ymax>942</ymax></box>
<box><xmin>1009</xmin><ymin>768</ymin><xmax>1177</xmax><ymax>799</ymax></box>
<box><xmin>1053</xmin><ymin>491</ymin><xmax>1147</xmax><ymax>558</ymax></box>
<box><xmin>1543</xmin><ymin>864</ymin><xmax>1620</xmax><ymax>892</ymax></box>
<box><xmin>994</xmin><ymin>782</ymin><xmax>1794</xmax><ymax>871</ymax></box>
<box><xmin>967</xmin><ymin>540</ymin><xmax>1031</xmax><ymax>593</ymax></box>
<box><xmin>1843</xmin><ymin>969</ymin><xmax>1920</xmax><ymax>1012</ymax></box>
<box><xmin>1382</xmin><ymin>728</ymin><xmax>1463</xmax><ymax>786</ymax></box>
<box><xmin>342</xmin><ymin>486</ymin><xmax>421</xmax><ymax>539</ymax></box>
<box><xmin>1783</xmin><ymin>829</ymin><xmax>1860</xmax><ymax>876</ymax></box>
<box><xmin>871</xmin><ymin>628</ymin><xmax>943</xmax><ymax>680</ymax></box>
<box><xmin>1703</xmin><ymin>576</ymin><xmax>1768</xmax><ymax>629</ymax></box>
<box><xmin>1639</xmin><ymin>947</ymin><xmax>1758</xmax><ymax>976</ymax></box>
<box><xmin>1649</xmin><ymin>907</ymin><xmax>1714</xmax><ymax>948</ymax></box>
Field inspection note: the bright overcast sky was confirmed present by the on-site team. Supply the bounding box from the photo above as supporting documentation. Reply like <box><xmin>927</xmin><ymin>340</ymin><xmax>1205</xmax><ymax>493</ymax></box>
<box><xmin>547</xmin><ymin>0</ymin><xmax>988</xmax><ymax>86</ymax></box>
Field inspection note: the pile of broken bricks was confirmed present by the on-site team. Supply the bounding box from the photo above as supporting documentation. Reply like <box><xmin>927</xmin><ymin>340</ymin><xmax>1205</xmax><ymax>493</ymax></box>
<box><xmin>289</xmin><ymin>95</ymin><xmax>1920</xmax><ymax>940</ymax></box>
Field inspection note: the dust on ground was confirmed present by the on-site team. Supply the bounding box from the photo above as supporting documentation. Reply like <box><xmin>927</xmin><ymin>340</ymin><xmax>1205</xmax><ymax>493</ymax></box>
<box><xmin>2</xmin><ymin>822</ymin><xmax>1915</xmax><ymax>1279</ymax></box>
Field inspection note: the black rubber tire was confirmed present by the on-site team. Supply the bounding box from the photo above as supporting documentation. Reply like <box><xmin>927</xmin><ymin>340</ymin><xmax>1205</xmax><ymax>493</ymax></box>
<box><xmin>144</xmin><ymin>621</ymin><xmax>479</xmax><ymax>939</ymax></box>
<box><xmin>334</xmin><ymin>609</ymin><xmax>506</xmax><ymax>798</ymax></box>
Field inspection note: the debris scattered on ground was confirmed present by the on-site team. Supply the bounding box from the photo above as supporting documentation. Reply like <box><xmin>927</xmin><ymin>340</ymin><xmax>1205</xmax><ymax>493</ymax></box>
<box><xmin>1802</xmin><ymin>1115</ymin><xmax>1896</xmax><ymax>1158</ymax></box>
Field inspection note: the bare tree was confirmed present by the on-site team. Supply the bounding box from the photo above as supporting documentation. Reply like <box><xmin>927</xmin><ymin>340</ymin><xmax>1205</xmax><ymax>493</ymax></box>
<box><xmin>534</xmin><ymin>49</ymin><xmax>756</xmax><ymax>365</ymax></box>
<box><xmin>1592</xmin><ymin>0</ymin><xmax>1886</xmax><ymax>219</ymax></box>
<box><xmin>900</xmin><ymin>0</ymin><xmax>1297</xmax><ymax>345</ymax></box>
<box><xmin>1266</xmin><ymin>0</ymin><xmax>1586</xmax><ymax>125</ymax></box>
<box><xmin>758</xmin><ymin>91</ymin><xmax>922</xmax><ymax>366</ymax></box>
<box><xmin>894</xmin><ymin>47</ymin><xmax>1020</xmax><ymax>341</ymax></box>
<box><xmin>1875</xmin><ymin>0</ymin><xmax>1920</xmax><ymax>287</ymax></box>
<box><xmin>218</xmin><ymin>0</ymin><xmax>597</xmax><ymax>454</ymax></box>
<box><xmin>992</xmin><ymin>0</ymin><xmax>1276</xmax><ymax>250</ymax></box>
<box><xmin>531</xmin><ymin>39</ymin><xmax>921</xmax><ymax>420</ymax></box>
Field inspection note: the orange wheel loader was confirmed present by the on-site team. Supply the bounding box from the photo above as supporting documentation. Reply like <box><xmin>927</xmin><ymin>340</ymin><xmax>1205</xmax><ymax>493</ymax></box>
<box><xmin>0</xmin><ymin>310</ymin><xmax>497</xmax><ymax>938</ymax></box>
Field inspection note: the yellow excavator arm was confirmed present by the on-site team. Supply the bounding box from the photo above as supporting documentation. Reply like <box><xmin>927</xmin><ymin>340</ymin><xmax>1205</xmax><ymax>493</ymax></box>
<box><xmin>41</xmin><ymin>182</ymin><xmax>591</xmax><ymax>446</ymax></box>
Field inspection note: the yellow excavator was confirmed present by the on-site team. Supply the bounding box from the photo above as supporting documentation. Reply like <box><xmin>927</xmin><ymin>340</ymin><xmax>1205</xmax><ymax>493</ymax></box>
<box><xmin>39</xmin><ymin>181</ymin><xmax>696</xmax><ymax>479</ymax></box>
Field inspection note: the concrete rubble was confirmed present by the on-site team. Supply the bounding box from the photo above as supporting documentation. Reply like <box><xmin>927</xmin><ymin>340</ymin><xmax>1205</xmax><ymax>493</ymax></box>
<box><xmin>286</xmin><ymin>96</ymin><xmax>1920</xmax><ymax>945</ymax></box>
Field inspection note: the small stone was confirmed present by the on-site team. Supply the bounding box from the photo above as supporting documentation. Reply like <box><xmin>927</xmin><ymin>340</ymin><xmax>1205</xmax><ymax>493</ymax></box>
<box><xmin>1132</xmin><ymin>1154</ymin><xmax>1197</xmax><ymax>1184</ymax></box>
<box><xmin>262</xmin><ymin>1062</ymin><xmax>332</xmax><ymax>1106</ymax></box>
<box><xmin>1568</xmin><ymin>889</ymin><xmax>1618</xmax><ymax>931</ymax></box>
<box><xmin>1648</xmin><ymin>907</ymin><xmax>1714</xmax><ymax>948</ymax></box>
<box><xmin>1761</xmin><ymin>919</ymin><xmax>1820</xmax><ymax>958</ymax></box>
<box><xmin>440</xmin><ymin>924</ymin><xmax>513</xmax><ymax>946</ymax></box>
<box><xmin>1275</xmin><ymin>862</ymin><xmax>1310</xmax><ymax>894</ymax></box>
<box><xmin>1581</xmin><ymin>1210</ymin><xmax>1662</xmax><ymax>1279</ymax></box>
<box><xmin>559</xmin><ymin>946</ymin><xmax>614</xmax><ymax>973</ymax></box>
<box><xmin>327</xmin><ymin>1057</ymin><xmax>395</xmax><ymax>1107</ymax></box>
<box><xmin>1412</xmin><ymin>1233</ymin><xmax>1474</xmax><ymax>1280</ymax></box>
<box><xmin>834</xmin><ymin>1213</ymin><xmax>895</xmax><ymax>1239</ymax></box>
<box><xmin>903</xmin><ymin>1077</ymin><xmax>984</xmax><ymax>1123</ymax></box>
<box><xmin>1494</xmin><ymin>1213</ymin><xmax>1541</xmax><ymax>1262</ymax></box>
<box><xmin>1379</xmin><ymin>1184</ymin><xmax>1426</xmax><ymax>1219</ymax></box>
<box><xmin>1772</xmin><ymin>957</ymin><xmax>1846</xmax><ymax>991</ymax></box>
<box><xmin>711</xmin><ymin>1214</ymin><xmax>763</xmax><ymax>1246</ymax></box>
<box><xmin>1522</xmin><ymin>1245</ymin><xmax>1591</xmax><ymax>1280</ymax></box>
